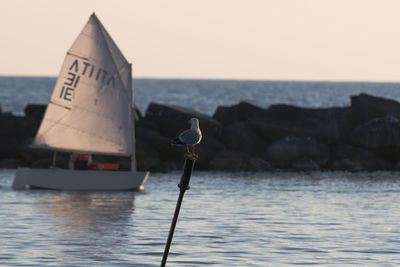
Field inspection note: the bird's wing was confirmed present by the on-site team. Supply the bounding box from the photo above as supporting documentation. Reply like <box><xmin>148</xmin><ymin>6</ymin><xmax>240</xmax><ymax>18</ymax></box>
<box><xmin>178</xmin><ymin>129</ymin><xmax>200</xmax><ymax>144</ymax></box>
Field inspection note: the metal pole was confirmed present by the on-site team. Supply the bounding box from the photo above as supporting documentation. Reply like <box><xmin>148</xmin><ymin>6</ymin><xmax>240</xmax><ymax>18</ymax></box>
<box><xmin>161</xmin><ymin>154</ymin><xmax>196</xmax><ymax>267</ymax></box>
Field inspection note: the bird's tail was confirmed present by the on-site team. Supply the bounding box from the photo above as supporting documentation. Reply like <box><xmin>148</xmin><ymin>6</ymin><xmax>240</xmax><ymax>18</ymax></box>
<box><xmin>171</xmin><ymin>138</ymin><xmax>184</xmax><ymax>146</ymax></box>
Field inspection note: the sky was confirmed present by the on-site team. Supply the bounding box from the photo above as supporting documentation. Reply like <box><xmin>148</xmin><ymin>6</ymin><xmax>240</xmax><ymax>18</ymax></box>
<box><xmin>1</xmin><ymin>0</ymin><xmax>400</xmax><ymax>81</ymax></box>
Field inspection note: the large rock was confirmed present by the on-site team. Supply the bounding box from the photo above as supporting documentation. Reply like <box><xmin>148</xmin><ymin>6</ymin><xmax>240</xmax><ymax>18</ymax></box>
<box><xmin>338</xmin><ymin>93</ymin><xmax>400</xmax><ymax>140</ymax></box>
<box><xmin>157</xmin><ymin>161</ymin><xmax>180</xmax><ymax>173</ymax></box>
<box><xmin>135</xmin><ymin>142</ymin><xmax>161</xmax><ymax>171</ymax></box>
<box><xmin>330</xmin><ymin>144</ymin><xmax>392</xmax><ymax>171</ymax></box>
<box><xmin>246</xmin><ymin>157</ymin><xmax>273</xmax><ymax>171</ymax></box>
<box><xmin>136</xmin><ymin>126</ymin><xmax>181</xmax><ymax>164</ymax></box>
<box><xmin>24</xmin><ymin>104</ymin><xmax>46</xmax><ymax>129</ymax></box>
<box><xmin>349</xmin><ymin>93</ymin><xmax>400</xmax><ymax>127</ymax></box>
<box><xmin>349</xmin><ymin>115</ymin><xmax>400</xmax><ymax>164</ymax></box>
<box><xmin>248</xmin><ymin>105</ymin><xmax>339</xmax><ymax>144</ymax></box>
<box><xmin>0</xmin><ymin>114</ymin><xmax>36</xmax><ymax>158</ymax></box>
<box><xmin>210</xmin><ymin>150</ymin><xmax>272</xmax><ymax>171</ymax></box>
<box><xmin>0</xmin><ymin>114</ymin><xmax>36</xmax><ymax>136</ymax></box>
<box><xmin>263</xmin><ymin>136</ymin><xmax>330</xmax><ymax>168</ymax></box>
<box><xmin>195</xmin><ymin>132</ymin><xmax>226</xmax><ymax>169</ymax></box>
<box><xmin>18</xmin><ymin>137</ymin><xmax>54</xmax><ymax>163</ymax></box>
<box><xmin>209</xmin><ymin>151</ymin><xmax>247</xmax><ymax>171</ymax></box>
<box><xmin>136</xmin><ymin>126</ymin><xmax>171</xmax><ymax>152</ymax></box>
<box><xmin>213</xmin><ymin>101</ymin><xmax>265</xmax><ymax>125</ymax></box>
<box><xmin>145</xmin><ymin>103</ymin><xmax>222</xmax><ymax>138</ymax></box>
<box><xmin>220</xmin><ymin>121</ymin><xmax>268</xmax><ymax>155</ymax></box>
<box><xmin>350</xmin><ymin>115</ymin><xmax>400</xmax><ymax>149</ymax></box>
<box><xmin>0</xmin><ymin>158</ymin><xmax>21</xmax><ymax>168</ymax></box>
<box><xmin>291</xmin><ymin>157</ymin><xmax>320</xmax><ymax>171</ymax></box>
<box><xmin>330</xmin><ymin>107</ymin><xmax>352</xmax><ymax>140</ymax></box>
<box><xmin>393</xmin><ymin>160</ymin><xmax>400</xmax><ymax>171</ymax></box>
<box><xmin>330</xmin><ymin>159</ymin><xmax>365</xmax><ymax>172</ymax></box>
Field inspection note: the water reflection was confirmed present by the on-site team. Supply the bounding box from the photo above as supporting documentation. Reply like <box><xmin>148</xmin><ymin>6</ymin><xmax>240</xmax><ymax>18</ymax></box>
<box><xmin>33</xmin><ymin>191</ymin><xmax>138</xmax><ymax>262</ymax></box>
<box><xmin>38</xmin><ymin>191</ymin><xmax>136</xmax><ymax>234</ymax></box>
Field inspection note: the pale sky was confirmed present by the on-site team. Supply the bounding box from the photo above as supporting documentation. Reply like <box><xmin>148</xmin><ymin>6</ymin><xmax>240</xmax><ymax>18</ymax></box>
<box><xmin>1</xmin><ymin>0</ymin><xmax>400</xmax><ymax>81</ymax></box>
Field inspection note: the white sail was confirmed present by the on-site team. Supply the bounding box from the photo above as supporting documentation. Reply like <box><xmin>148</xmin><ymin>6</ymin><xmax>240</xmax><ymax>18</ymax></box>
<box><xmin>33</xmin><ymin>13</ymin><xmax>133</xmax><ymax>156</ymax></box>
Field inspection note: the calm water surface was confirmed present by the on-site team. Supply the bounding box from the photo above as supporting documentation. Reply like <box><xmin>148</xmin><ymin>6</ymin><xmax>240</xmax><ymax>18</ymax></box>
<box><xmin>1</xmin><ymin>170</ymin><xmax>400</xmax><ymax>266</ymax></box>
<box><xmin>3</xmin><ymin>77</ymin><xmax>400</xmax><ymax>115</ymax></box>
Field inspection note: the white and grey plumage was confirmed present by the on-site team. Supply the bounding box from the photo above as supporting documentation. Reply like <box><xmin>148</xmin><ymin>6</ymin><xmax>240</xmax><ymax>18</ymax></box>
<box><xmin>172</xmin><ymin>118</ymin><xmax>202</xmax><ymax>155</ymax></box>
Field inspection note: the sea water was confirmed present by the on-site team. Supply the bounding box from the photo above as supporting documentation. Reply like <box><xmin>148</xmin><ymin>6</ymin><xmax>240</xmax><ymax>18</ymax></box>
<box><xmin>1</xmin><ymin>77</ymin><xmax>400</xmax><ymax>266</ymax></box>
<box><xmin>1</xmin><ymin>170</ymin><xmax>400</xmax><ymax>266</ymax></box>
<box><xmin>2</xmin><ymin>76</ymin><xmax>400</xmax><ymax>116</ymax></box>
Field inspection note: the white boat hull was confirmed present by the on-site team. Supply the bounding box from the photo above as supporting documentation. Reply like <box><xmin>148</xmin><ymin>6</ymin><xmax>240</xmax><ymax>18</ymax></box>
<box><xmin>13</xmin><ymin>168</ymin><xmax>149</xmax><ymax>191</ymax></box>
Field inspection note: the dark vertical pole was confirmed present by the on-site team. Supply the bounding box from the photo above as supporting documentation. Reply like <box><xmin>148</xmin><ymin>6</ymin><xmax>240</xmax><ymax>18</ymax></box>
<box><xmin>161</xmin><ymin>155</ymin><xmax>196</xmax><ymax>267</ymax></box>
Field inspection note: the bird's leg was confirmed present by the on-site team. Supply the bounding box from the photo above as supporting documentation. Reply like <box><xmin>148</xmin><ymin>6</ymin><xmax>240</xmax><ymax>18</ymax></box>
<box><xmin>190</xmin><ymin>146</ymin><xmax>198</xmax><ymax>159</ymax></box>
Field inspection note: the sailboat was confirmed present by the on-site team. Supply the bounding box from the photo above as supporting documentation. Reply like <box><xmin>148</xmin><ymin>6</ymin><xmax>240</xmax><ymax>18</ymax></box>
<box><xmin>13</xmin><ymin>13</ymin><xmax>149</xmax><ymax>190</ymax></box>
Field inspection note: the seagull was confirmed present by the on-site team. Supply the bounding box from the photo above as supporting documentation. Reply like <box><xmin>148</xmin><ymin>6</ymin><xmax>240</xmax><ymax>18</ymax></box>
<box><xmin>172</xmin><ymin>118</ymin><xmax>202</xmax><ymax>155</ymax></box>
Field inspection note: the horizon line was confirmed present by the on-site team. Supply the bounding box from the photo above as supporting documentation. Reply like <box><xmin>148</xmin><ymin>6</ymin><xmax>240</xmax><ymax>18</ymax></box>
<box><xmin>1</xmin><ymin>74</ymin><xmax>400</xmax><ymax>84</ymax></box>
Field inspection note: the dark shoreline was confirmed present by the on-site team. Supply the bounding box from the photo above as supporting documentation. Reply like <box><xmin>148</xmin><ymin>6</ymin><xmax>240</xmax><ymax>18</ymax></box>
<box><xmin>2</xmin><ymin>93</ymin><xmax>400</xmax><ymax>173</ymax></box>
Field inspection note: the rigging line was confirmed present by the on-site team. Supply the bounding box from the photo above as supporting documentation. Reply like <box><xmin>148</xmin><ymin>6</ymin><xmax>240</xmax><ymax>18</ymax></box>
<box><xmin>37</xmin><ymin>101</ymin><xmax>126</xmax><ymax>144</ymax></box>
<box><xmin>41</xmin><ymin>117</ymin><xmax>127</xmax><ymax>147</ymax></box>
<box><xmin>35</xmin><ymin>102</ymin><xmax>73</xmax><ymax>141</ymax></box>
<box><xmin>66</xmin><ymin>52</ymin><xmax>89</xmax><ymax>61</ymax></box>
<box><xmin>39</xmin><ymin>106</ymin><xmax>126</xmax><ymax>143</ymax></box>
<box><xmin>48</xmin><ymin>101</ymin><xmax>71</xmax><ymax>110</ymax></box>
<box><xmin>71</xmin><ymin>104</ymin><xmax>125</xmax><ymax>124</ymax></box>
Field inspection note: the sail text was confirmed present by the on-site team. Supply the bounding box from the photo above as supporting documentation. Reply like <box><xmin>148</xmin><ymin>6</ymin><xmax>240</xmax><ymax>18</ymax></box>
<box><xmin>58</xmin><ymin>58</ymin><xmax>117</xmax><ymax>102</ymax></box>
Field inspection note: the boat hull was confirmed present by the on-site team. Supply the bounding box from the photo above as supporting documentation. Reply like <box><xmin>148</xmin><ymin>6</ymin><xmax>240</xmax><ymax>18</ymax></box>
<box><xmin>13</xmin><ymin>168</ymin><xmax>149</xmax><ymax>191</ymax></box>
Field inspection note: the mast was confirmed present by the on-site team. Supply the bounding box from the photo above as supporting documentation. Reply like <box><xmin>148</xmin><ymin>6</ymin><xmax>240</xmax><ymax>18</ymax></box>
<box><xmin>129</xmin><ymin>64</ymin><xmax>137</xmax><ymax>171</ymax></box>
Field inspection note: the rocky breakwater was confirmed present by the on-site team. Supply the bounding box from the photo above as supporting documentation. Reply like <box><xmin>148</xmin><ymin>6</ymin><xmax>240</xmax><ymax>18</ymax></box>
<box><xmin>2</xmin><ymin>93</ymin><xmax>400</xmax><ymax>173</ymax></box>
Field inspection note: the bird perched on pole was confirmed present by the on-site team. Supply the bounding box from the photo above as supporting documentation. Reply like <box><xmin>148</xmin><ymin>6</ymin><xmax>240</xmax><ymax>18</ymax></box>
<box><xmin>172</xmin><ymin>118</ymin><xmax>202</xmax><ymax>156</ymax></box>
